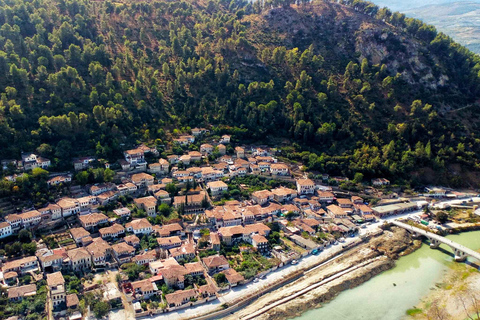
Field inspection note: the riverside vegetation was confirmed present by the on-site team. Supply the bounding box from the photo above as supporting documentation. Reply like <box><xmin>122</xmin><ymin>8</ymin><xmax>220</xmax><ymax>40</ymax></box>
<box><xmin>1</xmin><ymin>0</ymin><xmax>480</xmax><ymax>188</ymax></box>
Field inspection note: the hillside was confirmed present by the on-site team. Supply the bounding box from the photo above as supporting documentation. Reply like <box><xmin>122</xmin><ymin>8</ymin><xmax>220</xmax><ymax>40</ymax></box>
<box><xmin>0</xmin><ymin>0</ymin><xmax>480</xmax><ymax>186</ymax></box>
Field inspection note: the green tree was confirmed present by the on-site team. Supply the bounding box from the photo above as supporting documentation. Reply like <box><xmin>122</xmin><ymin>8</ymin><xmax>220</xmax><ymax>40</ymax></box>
<box><xmin>18</xmin><ymin>229</ymin><xmax>32</xmax><ymax>242</ymax></box>
<box><xmin>165</xmin><ymin>183</ymin><xmax>177</xmax><ymax>197</ymax></box>
<box><xmin>213</xmin><ymin>272</ymin><xmax>227</xmax><ymax>285</ymax></box>
<box><xmin>93</xmin><ymin>301</ymin><xmax>110</xmax><ymax>318</ymax></box>
<box><xmin>435</xmin><ymin>211</ymin><xmax>448</xmax><ymax>224</ymax></box>
<box><xmin>353</xmin><ymin>172</ymin><xmax>364</xmax><ymax>184</ymax></box>
<box><xmin>158</xmin><ymin>203</ymin><xmax>172</xmax><ymax>216</ymax></box>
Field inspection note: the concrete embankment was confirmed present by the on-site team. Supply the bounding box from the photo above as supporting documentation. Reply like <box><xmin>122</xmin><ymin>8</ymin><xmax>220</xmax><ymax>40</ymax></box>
<box><xmin>226</xmin><ymin>227</ymin><xmax>420</xmax><ymax>320</ymax></box>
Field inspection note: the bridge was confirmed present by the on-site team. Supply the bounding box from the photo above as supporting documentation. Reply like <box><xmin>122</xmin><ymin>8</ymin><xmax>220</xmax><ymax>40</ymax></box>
<box><xmin>391</xmin><ymin>220</ymin><xmax>480</xmax><ymax>262</ymax></box>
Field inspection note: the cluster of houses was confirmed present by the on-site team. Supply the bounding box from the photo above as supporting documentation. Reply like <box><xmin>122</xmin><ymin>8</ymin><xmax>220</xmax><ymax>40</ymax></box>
<box><xmin>0</xmin><ymin>129</ymin><xmax>410</xmax><ymax>318</ymax></box>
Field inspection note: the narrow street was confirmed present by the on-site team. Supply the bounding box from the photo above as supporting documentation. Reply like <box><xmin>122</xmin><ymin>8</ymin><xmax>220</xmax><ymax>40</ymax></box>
<box><xmin>106</xmin><ymin>270</ymin><xmax>135</xmax><ymax>320</ymax></box>
<box><xmin>46</xmin><ymin>288</ymin><xmax>53</xmax><ymax>320</ymax></box>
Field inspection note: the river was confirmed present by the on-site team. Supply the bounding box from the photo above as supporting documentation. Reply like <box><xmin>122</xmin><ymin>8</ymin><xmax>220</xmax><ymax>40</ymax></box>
<box><xmin>295</xmin><ymin>230</ymin><xmax>480</xmax><ymax>320</ymax></box>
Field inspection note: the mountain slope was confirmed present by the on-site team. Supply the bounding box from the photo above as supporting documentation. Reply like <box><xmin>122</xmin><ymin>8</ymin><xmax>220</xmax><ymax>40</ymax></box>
<box><xmin>0</xmin><ymin>0</ymin><xmax>480</xmax><ymax>186</ymax></box>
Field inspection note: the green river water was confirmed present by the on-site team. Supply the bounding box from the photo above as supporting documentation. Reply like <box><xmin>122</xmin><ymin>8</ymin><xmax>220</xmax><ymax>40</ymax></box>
<box><xmin>295</xmin><ymin>230</ymin><xmax>480</xmax><ymax>320</ymax></box>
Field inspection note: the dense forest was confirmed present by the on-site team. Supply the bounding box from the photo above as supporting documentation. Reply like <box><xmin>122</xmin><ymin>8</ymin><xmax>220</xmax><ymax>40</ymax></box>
<box><xmin>0</xmin><ymin>0</ymin><xmax>480</xmax><ymax>186</ymax></box>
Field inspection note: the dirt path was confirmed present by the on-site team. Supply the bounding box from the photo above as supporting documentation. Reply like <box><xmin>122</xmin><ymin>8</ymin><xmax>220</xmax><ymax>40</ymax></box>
<box><xmin>107</xmin><ymin>270</ymin><xmax>136</xmax><ymax>320</ymax></box>
<box><xmin>46</xmin><ymin>289</ymin><xmax>54</xmax><ymax>320</ymax></box>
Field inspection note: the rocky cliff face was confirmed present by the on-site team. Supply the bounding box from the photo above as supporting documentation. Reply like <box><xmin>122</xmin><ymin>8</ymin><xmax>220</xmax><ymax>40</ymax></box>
<box><xmin>252</xmin><ymin>4</ymin><xmax>458</xmax><ymax>91</ymax></box>
<box><xmin>355</xmin><ymin>29</ymin><xmax>449</xmax><ymax>90</ymax></box>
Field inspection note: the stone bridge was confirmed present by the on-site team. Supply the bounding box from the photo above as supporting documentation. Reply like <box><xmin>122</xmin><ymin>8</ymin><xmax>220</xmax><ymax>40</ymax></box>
<box><xmin>391</xmin><ymin>220</ymin><xmax>480</xmax><ymax>262</ymax></box>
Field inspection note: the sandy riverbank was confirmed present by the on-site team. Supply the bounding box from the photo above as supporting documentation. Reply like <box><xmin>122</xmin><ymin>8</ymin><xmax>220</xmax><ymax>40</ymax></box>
<box><xmin>225</xmin><ymin>227</ymin><xmax>421</xmax><ymax>320</ymax></box>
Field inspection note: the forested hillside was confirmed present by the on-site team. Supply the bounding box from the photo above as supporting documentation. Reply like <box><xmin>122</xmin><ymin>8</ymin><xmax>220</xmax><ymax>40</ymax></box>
<box><xmin>1</xmin><ymin>0</ymin><xmax>480</xmax><ymax>186</ymax></box>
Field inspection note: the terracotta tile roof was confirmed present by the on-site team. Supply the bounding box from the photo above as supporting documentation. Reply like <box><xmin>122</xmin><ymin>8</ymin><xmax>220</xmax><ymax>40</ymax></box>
<box><xmin>3</xmin><ymin>256</ymin><xmax>37</xmax><ymax>272</ymax></box>
<box><xmin>165</xmin><ymin>289</ymin><xmax>197</xmax><ymax>306</ymax></box>
<box><xmin>5</xmin><ymin>214</ymin><xmax>21</xmax><ymax>222</ymax></box>
<box><xmin>157</xmin><ymin>236</ymin><xmax>181</xmax><ymax>246</ymax></box>
<box><xmin>154</xmin><ymin>190</ymin><xmax>170</xmax><ymax>198</ymax></box>
<box><xmin>134</xmin><ymin>196</ymin><xmax>157</xmax><ymax>207</ymax></box>
<box><xmin>202</xmin><ymin>255</ymin><xmax>228</xmax><ymax>268</ymax></box>
<box><xmin>301</xmin><ymin>218</ymin><xmax>320</xmax><ymax>227</ymax></box>
<box><xmin>327</xmin><ymin>204</ymin><xmax>347</xmax><ymax>216</ymax></box>
<box><xmin>356</xmin><ymin>204</ymin><xmax>373</xmax><ymax>213</ymax></box>
<box><xmin>3</xmin><ymin>271</ymin><xmax>17</xmax><ymax>279</ymax></box>
<box><xmin>270</xmin><ymin>163</ymin><xmax>288</xmax><ymax>170</ymax></box>
<box><xmin>66</xmin><ymin>293</ymin><xmax>79</xmax><ymax>307</ymax></box>
<box><xmin>271</xmin><ymin>187</ymin><xmax>297</xmax><ymax>196</ymax></box>
<box><xmin>297</xmin><ymin>178</ymin><xmax>315</xmax><ymax>186</ymax></box>
<box><xmin>19</xmin><ymin>210</ymin><xmax>41</xmax><ymax>220</ymax></box>
<box><xmin>131</xmin><ymin>173</ymin><xmax>154</xmax><ymax>184</ymax></box>
<box><xmin>111</xmin><ymin>242</ymin><xmax>135</xmax><ymax>255</ymax></box>
<box><xmin>125</xmin><ymin>148</ymin><xmax>144</xmax><ymax>155</ymax></box>
<box><xmin>318</xmin><ymin>191</ymin><xmax>334</xmax><ymax>197</ymax></box>
<box><xmin>8</xmin><ymin>284</ymin><xmax>36</xmax><ymax>299</ymax></box>
<box><xmin>210</xmin><ymin>233</ymin><xmax>220</xmax><ymax>245</ymax></box>
<box><xmin>67</xmin><ymin>248</ymin><xmax>91</xmax><ymax>261</ymax></box>
<box><xmin>126</xmin><ymin>218</ymin><xmax>152</xmax><ymax>231</ymax></box>
<box><xmin>157</xmin><ymin>223</ymin><xmax>183</xmax><ymax>236</ymax></box>
<box><xmin>38</xmin><ymin>252</ymin><xmax>64</xmax><ymax>263</ymax></box>
<box><xmin>169</xmin><ymin>243</ymin><xmax>195</xmax><ymax>258</ymax></box>
<box><xmin>47</xmin><ymin>271</ymin><xmax>65</xmax><ymax>287</ymax></box>
<box><xmin>133</xmin><ymin>250</ymin><xmax>156</xmax><ymax>263</ymax></box>
<box><xmin>131</xmin><ymin>279</ymin><xmax>154</xmax><ymax>293</ymax></box>
<box><xmin>198</xmin><ymin>283</ymin><xmax>217</xmax><ymax>295</ymax></box>
<box><xmin>160</xmin><ymin>265</ymin><xmax>187</xmax><ymax>282</ymax></box>
<box><xmin>221</xmin><ymin>268</ymin><xmax>244</xmax><ymax>284</ymax></box>
<box><xmin>337</xmin><ymin>198</ymin><xmax>353</xmax><ymax>205</ymax></box>
<box><xmin>86</xmin><ymin>238</ymin><xmax>111</xmax><ymax>258</ymax></box>
<box><xmin>124</xmin><ymin>235</ymin><xmax>140</xmax><ymax>245</ymax></box>
<box><xmin>243</xmin><ymin>223</ymin><xmax>271</xmax><ymax>236</ymax></box>
<box><xmin>184</xmin><ymin>262</ymin><xmax>204</xmax><ymax>275</ymax></box>
<box><xmin>99</xmin><ymin>224</ymin><xmax>124</xmax><ymax>236</ymax></box>
<box><xmin>78</xmin><ymin>213</ymin><xmax>108</xmax><ymax>225</ymax></box>
<box><xmin>207</xmin><ymin>180</ymin><xmax>228</xmax><ymax>189</ymax></box>
<box><xmin>251</xmin><ymin>234</ymin><xmax>268</xmax><ymax>244</ymax></box>
<box><xmin>252</xmin><ymin>190</ymin><xmax>273</xmax><ymax>199</ymax></box>
<box><xmin>282</xmin><ymin>204</ymin><xmax>300</xmax><ymax>212</ymax></box>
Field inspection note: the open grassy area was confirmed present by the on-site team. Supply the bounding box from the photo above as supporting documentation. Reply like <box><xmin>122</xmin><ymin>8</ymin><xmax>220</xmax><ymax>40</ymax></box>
<box><xmin>281</xmin><ymin>236</ymin><xmax>307</xmax><ymax>254</ymax></box>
